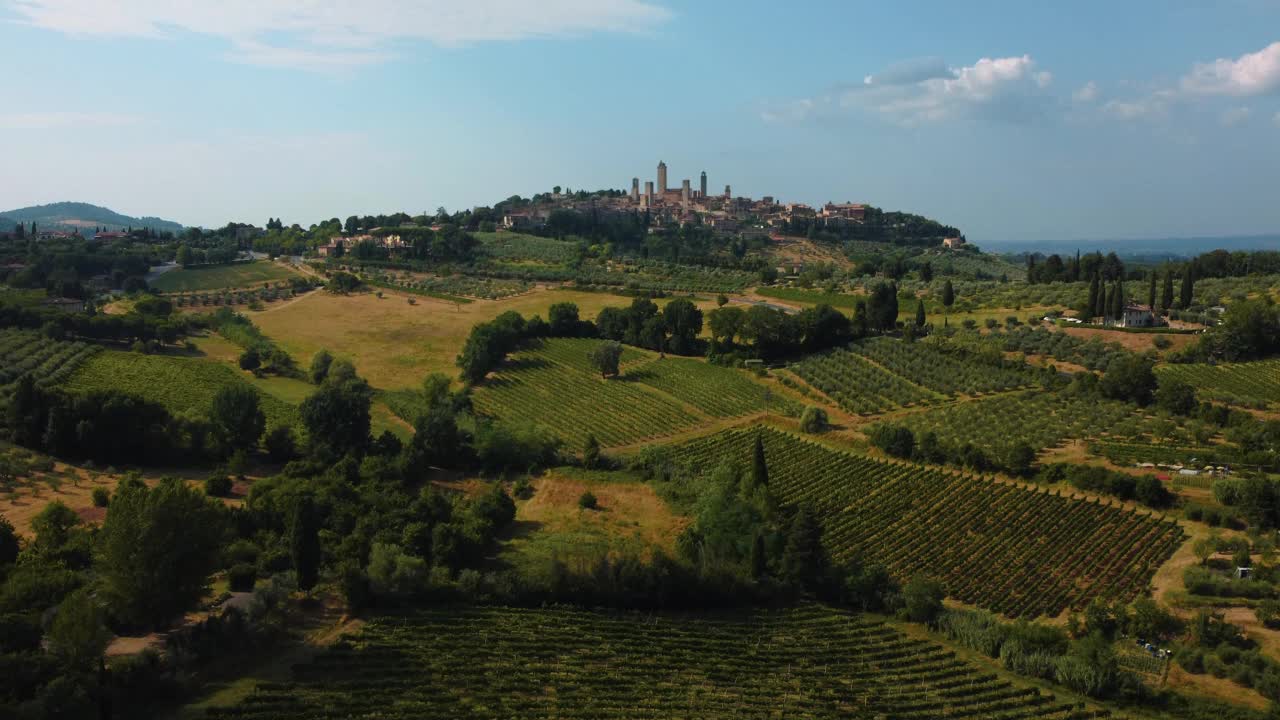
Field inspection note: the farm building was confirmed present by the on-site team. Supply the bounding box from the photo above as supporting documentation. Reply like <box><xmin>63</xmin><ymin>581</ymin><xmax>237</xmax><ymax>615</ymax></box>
<box><xmin>1118</xmin><ymin>303</ymin><xmax>1157</xmax><ymax>328</ymax></box>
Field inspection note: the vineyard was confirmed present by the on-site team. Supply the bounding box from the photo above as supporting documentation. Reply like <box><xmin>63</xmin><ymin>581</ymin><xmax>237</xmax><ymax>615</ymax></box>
<box><xmin>151</xmin><ymin>261</ymin><xmax>299</xmax><ymax>293</ymax></box>
<box><xmin>204</xmin><ymin>604</ymin><xmax>1115</xmax><ymax>720</ymax></box>
<box><xmin>789</xmin><ymin>337</ymin><xmax>1038</xmax><ymax>415</ymax></box>
<box><xmin>1157</xmin><ymin>360</ymin><xmax>1280</xmax><ymax>409</ymax></box>
<box><xmin>475</xmin><ymin>231</ymin><xmax>581</xmax><ymax>266</ymax></box>
<box><xmin>169</xmin><ymin>280</ymin><xmax>318</xmax><ymax>309</ymax></box>
<box><xmin>363</xmin><ymin>270</ymin><xmax>533</xmax><ymax>301</ymax></box>
<box><xmin>471</xmin><ymin>339</ymin><xmax>783</xmax><ymax>447</ymax></box>
<box><xmin>667</xmin><ymin>428</ymin><xmax>1183</xmax><ymax>618</ymax></box>
<box><xmin>878</xmin><ymin>390</ymin><xmax>1157</xmax><ymax>457</ymax></box>
<box><xmin>789</xmin><ymin>348</ymin><xmax>938</xmax><ymax>414</ymax></box>
<box><xmin>0</xmin><ymin>330</ymin><xmax>101</xmax><ymax>411</ymax></box>
<box><xmin>64</xmin><ymin>351</ymin><xmax>299</xmax><ymax>431</ymax></box>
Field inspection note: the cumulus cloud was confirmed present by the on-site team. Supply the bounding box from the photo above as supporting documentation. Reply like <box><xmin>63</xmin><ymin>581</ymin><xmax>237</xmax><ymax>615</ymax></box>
<box><xmin>5</xmin><ymin>0</ymin><xmax>671</xmax><ymax>69</ymax></box>
<box><xmin>0</xmin><ymin>111</ymin><xmax>141</xmax><ymax>130</ymax></box>
<box><xmin>1072</xmin><ymin>81</ymin><xmax>1098</xmax><ymax>103</ymax></box>
<box><xmin>768</xmin><ymin>54</ymin><xmax>1053</xmax><ymax>126</ymax></box>
<box><xmin>1180</xmin><ymin>41</ymin><xmax>1280</xmax><ymax>97</ymax></box>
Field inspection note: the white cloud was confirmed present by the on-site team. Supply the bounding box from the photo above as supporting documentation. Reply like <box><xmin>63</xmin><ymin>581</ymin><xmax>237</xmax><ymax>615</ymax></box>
<box><xmin>1072</xmin><ymin>81</ymin><xmax>1098</xmax><ymax>103</ymax></box>
<box><xmin>0</xmin><ymin>111</ymin><xmax>141</xmax><ymax>130</ymax></box>
<box><xmin>1221</xmin><ymin>106</ymin><xmax>1251</xmax><ymax>126</ymax></box>
<box><xmin>6</xmin><ymin>0</ymin><xmax>671</xmax><ymax>69</ymax></box>
<box><xmin>1180</xmin><ymin>41</ymin><xmax>1280</xmax><ymax>97</ymax></box>
<box><xmin>769</xmin><ymin>54</ymin><xmax>1053</xmax><ymax>126</ymax></box>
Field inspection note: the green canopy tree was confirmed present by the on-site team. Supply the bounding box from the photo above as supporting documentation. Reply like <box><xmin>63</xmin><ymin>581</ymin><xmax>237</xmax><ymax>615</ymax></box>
<box><xmin>96</xmin><ymin>477</ymin><xmax>225</xmax><ymax>627</ymax></box>
<box><xmin>291</xmin><ymin>495</ymin><xmax>321</xmax><ymax>593</ymax></box>
<box><xmin>210</xmin><ymin>384</ymin><xmax>265</xmax><ymax>454</ymax></box>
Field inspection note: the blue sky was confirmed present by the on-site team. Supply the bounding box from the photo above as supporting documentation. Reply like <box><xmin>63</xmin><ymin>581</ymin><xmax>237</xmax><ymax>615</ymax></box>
<box><xmin>1</xmin><ymin>0</ymin><xmax>1278</xmax><ymax>244</ymax></box>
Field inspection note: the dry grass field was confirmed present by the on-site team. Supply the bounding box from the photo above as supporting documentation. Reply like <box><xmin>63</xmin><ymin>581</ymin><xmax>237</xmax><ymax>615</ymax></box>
<box><xmin>252</xmin><ymin>286</ymin><xmax>718</xmax><ymax>389</ymax></box>
<box><xmin>497</xmin><ymin>469</ymin><xmax>688</xmax><ymax>574</ymax></box>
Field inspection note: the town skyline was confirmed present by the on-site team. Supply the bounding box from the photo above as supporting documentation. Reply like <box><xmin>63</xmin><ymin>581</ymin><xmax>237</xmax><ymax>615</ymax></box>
<box><xmin>1</xmin><ymin>1</ymin><xmax>1278</xmax><ymax>244</ymax></box>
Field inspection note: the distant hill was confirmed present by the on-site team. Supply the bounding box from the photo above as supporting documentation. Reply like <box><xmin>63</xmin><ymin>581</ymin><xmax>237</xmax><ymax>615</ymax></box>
<box><xmin>983</xmin><ymin>234</ymin><xmax>1280</xmax><ymax>258</ymax></box>
<box><xmin>0</xmin><ymin>216</ymin><xmax>14</xmax><ymax>233</ymax></box>
<box><xmin>0</xmin><ymin>202</ymin><xmax>184</xmax><ymax>234</ymax></box>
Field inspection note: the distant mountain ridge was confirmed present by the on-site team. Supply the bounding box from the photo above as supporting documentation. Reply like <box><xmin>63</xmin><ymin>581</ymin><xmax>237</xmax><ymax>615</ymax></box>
<box><xmin>982</xmin><ymin>233</ymin><xmax>1280</xmax><ymax>258</ymax></box>
<box><xmin>0</xmin><ymin>201</ymin><xmax>184</xmax><ymax>234</ymax></box>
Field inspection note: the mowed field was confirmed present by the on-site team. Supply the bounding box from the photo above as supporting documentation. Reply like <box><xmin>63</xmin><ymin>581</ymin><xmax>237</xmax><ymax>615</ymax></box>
<box><xmin>251</xmin><ymin>287</ymin><xmax>720</xmax><ymax>390</ymax></box>
<box><xmin>152</xmin><ymin>260</ymin><xmax>300</xmax><ymax>292</ymax></box>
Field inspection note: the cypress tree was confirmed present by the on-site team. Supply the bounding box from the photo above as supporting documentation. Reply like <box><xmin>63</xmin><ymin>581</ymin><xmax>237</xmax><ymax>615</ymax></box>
<box><xmin>1097</xmin><ymin>284</ymin><xmax>1109</xmax><ymax>321</ymax></box>
<box><xmin>1161</xmin><ymin>270</ymin><xmax>1174</xmax><ymax>312</ymax></box>
<box><xmin>1087</xmin><ymin>274</ymin><xmax>1099</xmax><ymax>319</ymax></box>
<box><xmin>291</xmin><ymin>495</ymin><xmax>321</xmax><ymax>593</ymax></box>
<box><xmin>751</xmin><ymin>434</ymin><xmax>769</xmax><ymax>489</ymax></box>
<box><xmin>780</xmin><ymin>503</ymin><xmax>825</xmax><ymax>589</ymax></box>
<box><xmin>1179</xmin><ymin>266</ymin><xmax>1195</xmax><ymax>309</ymax></box>
<box><xmin>914</xmin><ymin>299</ymin><xmax>926</xmax><ymax>328</ymax></box>
<box><xmin>1147</xmin><ymin>272</ymin><xmax>1157</xmax><ymax>309</ymax></box>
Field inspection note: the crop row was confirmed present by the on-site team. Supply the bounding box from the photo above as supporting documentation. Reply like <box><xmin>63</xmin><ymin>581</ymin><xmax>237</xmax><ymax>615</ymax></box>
<box><xmin>472</xmin><ymin>339</ymin><xmax>786</xmax><ymax>447</ymax></box>
<box><xmin>667</xmin><ymin>428</ymin><xmax>1183</xmax><ymax>618</ymax></box>
<box><xmin>878</xmin><ymin>390</ymin><xmax>1158</xmax><ymax>456</ymax></box>
<box><xmin>1157</xmin><ymin>360</ymin><xmax>1280</xmax><ymax>409</ymax></box>
<box><xmin>64</xmin><ymin>351</ymin><xmax>300</xmax><ymax>432</ymax></box>
<box><xmin>0</xmin><ymin>330</ymin><xmax>102</xmax><ymax>411</ymax></box>
<box><xmin>204</xmin><ymin>604</ymin><xmax>1114</xmax><ymax>720</ymax></box>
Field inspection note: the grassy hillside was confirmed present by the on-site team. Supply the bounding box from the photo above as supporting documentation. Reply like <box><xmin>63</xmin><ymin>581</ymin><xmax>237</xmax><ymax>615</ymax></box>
<box><xmin>65</xmin><ymin>351</ymin><xmax>299</xmax><ymax>431</ymax></box>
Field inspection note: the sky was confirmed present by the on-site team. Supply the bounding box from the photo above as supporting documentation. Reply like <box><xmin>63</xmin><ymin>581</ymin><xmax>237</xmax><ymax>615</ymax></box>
<box><xmin>1</xmin><ymin>0</ymin><xmax>1278</xmax><ymax>245</ymax></box>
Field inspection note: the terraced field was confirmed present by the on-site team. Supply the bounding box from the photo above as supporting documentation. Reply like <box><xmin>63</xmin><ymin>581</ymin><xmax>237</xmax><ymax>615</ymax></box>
<box><xmin>472</xmin><ymin>339</ymin><xmax>785</xmax><ymax>447</ymax></box>
<box><xmin>1157</xmin><ymin>359</ymin><xmax>1280</xmax><ymax>408</ymax></box>
<box><xmin>667</xmin><ymin>428</ymin><xmax>1183</xmax><ymax>618</ymax></box>
<box><xmin>204</xmin><ymin>605</ymin><xmax>1115</xmax><ymax>720</ymax></box>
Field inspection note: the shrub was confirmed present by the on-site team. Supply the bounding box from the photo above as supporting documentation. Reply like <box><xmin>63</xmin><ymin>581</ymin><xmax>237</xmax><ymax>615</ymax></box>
<box><xmin>512</xmin><ymin>477</ymin><xmax>533</xmax><ymax>499</ymax></box>
<box><xmin>228</xmin><ymin>564</ymin><xmax>257</xmax><ymax>592</ymax></box>
<box><xmin>578</xmin><ymin>491</ymin><xmax>598</xmax><ymax>510</ymax></box>
<box><xmin>91</xmin><ymin>487</ymin><xmax>109</xmax><ymax>508</ymax></box>
<box><xmin>799</xmin><ymin>406</ymin><xmax>829</xmax><ymax>434</ymax></box>
<box><xmin>264</xmin><ymin>425</ymin><xmax>298</xmax><ymax>464</ymax></box>
<box><xmin>204</xmin><ymin>473</ymin><xmax>233</xmax><ymax>497</ymax></box>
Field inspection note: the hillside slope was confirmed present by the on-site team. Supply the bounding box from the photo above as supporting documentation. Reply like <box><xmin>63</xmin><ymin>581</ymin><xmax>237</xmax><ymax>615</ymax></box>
<box><xmin>0</xmin><ymin>201</ymin><xmax>183</xmax><ymax>233</ymax></box>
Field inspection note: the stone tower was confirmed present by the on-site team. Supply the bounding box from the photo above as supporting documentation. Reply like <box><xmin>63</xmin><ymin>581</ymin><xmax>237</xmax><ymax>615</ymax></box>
<box><xmin>700</xmin><ymin>171</ymin><xmax>707</xmax><ymax>198</ymax></box>
<box><xmin>644</xmin><ymin>181</ymin><xmax>654</xmax><ymax>206</ymax></box>
<box><xmin>724</xmin><ymin>184</ymin><xmax>731</xmax><ymax>199</ymax></box>
<box><xmin>631</xmin><ymin>178</ymin><xmax>639</xmax><ymax>202</ymax></box>
<box><xmin>657</xmin><ymin>161</ymin><xmax>668</xmax><ymax>194</ymax></box>
<box><xmin>681</xmin><ymin>179</ymin><xmax>691</xmax><ymax>210</ymax></box>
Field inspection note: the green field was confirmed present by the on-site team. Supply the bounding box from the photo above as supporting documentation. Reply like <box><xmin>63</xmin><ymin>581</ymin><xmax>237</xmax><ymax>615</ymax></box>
<box><xmin>152</xmin><ymin>261</ymin><xmax>298</xmax><ymax>292</ymax></box>
<box><xmin>790</xmin><ymin>337</ymin><xmax>1039</xmax><ymax>415</ymax></box>
<box><xmin>1157</xmin><ymin>359</ymin><xmax>1280</xmax><ymax>408</ymax></box>
<box><xmin>470</xmin><ymin>338</ymin><xmax>785</xmax><ymax>447</ymax></box>
<box><xmin>668</xmin><ymin>427</ymin><xmax>1183</xmax><ymax>618</ymax></box>
<box><xmin>203</xmin><ymin>604</ymin><xmax>1111</xmax><ymax>720</ymax></box>
<box><xmin>65</xmin><ymin>350</ymin><xmax>299</xmax><ymax>431</ymax></box>
<box><xmin>879</xmin><ymin>389</ymin><xmax>1157</xmax><ymax>458</ymax></box>
<box><xmin>0</xmin><ymin>330</ymin><xmax>101</xmax><ymax>411</ymax></box>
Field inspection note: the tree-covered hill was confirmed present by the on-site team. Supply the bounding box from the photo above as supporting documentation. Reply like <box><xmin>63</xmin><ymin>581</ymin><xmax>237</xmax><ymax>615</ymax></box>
<box><xmin>0</xmin><ymin>201</ymin><xmax>184</xmax><ymax>233</ymax></box>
